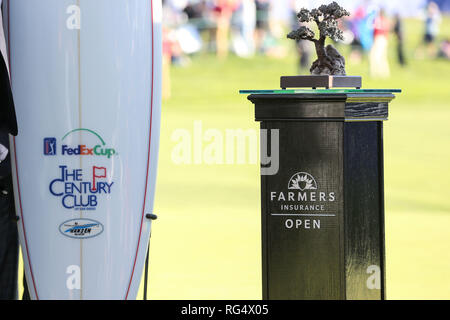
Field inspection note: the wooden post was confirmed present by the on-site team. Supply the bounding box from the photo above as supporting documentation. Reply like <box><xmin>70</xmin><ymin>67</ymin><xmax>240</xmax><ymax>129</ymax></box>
<box><xmin>247</xmin><ymin>90</ymin><xmax>398</xmax><ymax>300</ymax></box>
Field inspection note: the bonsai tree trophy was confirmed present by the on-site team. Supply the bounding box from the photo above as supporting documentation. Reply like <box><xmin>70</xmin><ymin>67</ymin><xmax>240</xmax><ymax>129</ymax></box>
<box><xmin>282</xmin><ymin>2</ymin><xmax>361</xmax><ymax>89</ymax></box>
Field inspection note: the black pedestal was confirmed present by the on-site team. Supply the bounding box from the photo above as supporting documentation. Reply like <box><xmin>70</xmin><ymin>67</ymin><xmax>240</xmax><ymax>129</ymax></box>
<box><xmin>247</xmin><ymin>91</ymin><xmax>398</xmax><ymax>300</ymax></box>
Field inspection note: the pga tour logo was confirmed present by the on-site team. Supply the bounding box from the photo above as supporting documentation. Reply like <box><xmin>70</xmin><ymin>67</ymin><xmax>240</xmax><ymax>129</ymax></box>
<box><xmin>59</xmin><ymin>218</ymin><xmax>104</xmax><ymax>239</ymax></box>
<box><xmin>44</xmin><ymin>138</ymin><xmax>57</xmax><ymax>155</ymax></box>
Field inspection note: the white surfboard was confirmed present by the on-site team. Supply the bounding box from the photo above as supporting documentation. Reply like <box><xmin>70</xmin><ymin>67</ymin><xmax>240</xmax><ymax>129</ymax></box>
<box><xmin>7</xmin><ymin>0</ymin><xmax>162</xmax><ymax>300</ymax></box>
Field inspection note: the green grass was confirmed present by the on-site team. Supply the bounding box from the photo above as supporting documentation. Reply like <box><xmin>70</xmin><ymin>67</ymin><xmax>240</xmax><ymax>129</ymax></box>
<box><xmin>17</xmin><ymin>18</ymin><xmax>450</xmax><ymax>300</ymax></box>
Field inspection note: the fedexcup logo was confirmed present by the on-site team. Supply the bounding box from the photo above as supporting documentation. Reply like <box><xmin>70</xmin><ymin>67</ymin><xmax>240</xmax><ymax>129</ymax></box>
<box><xmin>288</xmin><ymin>172</ymin><xmax>318</xmax><ymax>191</ymax></box>
<box><xmin>59</xmin><ymin>218</ymin><xmax>104</xmax><ymax>239</ymax></box>
<box><xmin>43</xmin><ymin>128</ymin><xmax>116</xmax><ymax>158</ymax></box>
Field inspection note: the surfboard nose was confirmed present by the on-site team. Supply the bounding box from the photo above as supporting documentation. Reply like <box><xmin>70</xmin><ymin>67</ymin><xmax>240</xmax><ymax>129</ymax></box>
<box><xmin>8</xmin><ymin>0</ymin><xmax>162</xmax><ymax>300</ymax></box>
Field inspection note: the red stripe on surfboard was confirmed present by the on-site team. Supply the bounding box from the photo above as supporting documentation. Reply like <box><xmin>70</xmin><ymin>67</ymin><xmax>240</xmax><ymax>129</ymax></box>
<box><xmin>7</xmin><ymin>0</ymin><xmax>39</xmax><ymax>299</ymax></box>
<box><xmin>125</xmin><ymin>0</ymin><xmax>155</xmax><ymax>300</ymax></box>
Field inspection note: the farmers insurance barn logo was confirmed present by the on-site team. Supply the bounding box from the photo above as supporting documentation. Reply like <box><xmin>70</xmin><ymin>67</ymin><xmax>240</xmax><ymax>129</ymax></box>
<box><xmin>43</xmin><ymin>128</ymin><xmax>116</xmax><ymax>158</ymax></box>
<box><xmin>288</xmin><ymin>172</ymin><xmax>318</xmax><ymax>191</ymax></box>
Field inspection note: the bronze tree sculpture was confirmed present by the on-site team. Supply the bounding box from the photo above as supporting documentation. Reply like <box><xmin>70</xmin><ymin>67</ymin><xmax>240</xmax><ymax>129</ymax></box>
<box><xmin>288</xmin><ymin>2</ymin><xmax>350</xmax><ymax>76</ymax></box>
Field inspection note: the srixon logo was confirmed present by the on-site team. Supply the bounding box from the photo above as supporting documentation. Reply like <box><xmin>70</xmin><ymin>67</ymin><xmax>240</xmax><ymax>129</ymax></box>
<box><xmin>44</xmin><ymin>128</ymin><xmax>116</xmax><ymax>158</ymax></box>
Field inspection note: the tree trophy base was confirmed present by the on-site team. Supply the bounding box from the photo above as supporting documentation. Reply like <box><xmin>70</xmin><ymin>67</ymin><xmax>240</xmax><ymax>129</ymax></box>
<box><xmin>280</xmin><ymin>75</ymin><xmax>362</xmax><ymax>89</ymax></box>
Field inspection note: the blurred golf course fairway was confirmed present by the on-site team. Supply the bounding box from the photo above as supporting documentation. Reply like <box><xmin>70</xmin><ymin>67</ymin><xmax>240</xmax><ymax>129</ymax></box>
<box><xmin>18</xmin><ymin>18</ymin><xmax>450</xmax><ymax>300</ymax></box>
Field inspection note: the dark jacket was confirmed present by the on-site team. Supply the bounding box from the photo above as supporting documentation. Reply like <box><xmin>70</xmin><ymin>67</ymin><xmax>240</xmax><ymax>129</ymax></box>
<box><xmin>0</xmin><ymin>51</ymin><xmax>17</xmax><ymax>136</ymax></box>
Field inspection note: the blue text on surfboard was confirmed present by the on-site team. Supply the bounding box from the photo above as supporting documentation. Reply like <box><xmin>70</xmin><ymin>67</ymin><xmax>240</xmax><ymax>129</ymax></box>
<box><xmin>49</xmin><ymin>166</ymin><xmax>114</xmax><ymax>210</ymax></box>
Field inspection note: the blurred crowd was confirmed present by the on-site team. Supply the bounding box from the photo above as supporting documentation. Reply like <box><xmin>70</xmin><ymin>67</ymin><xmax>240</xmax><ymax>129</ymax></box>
<box><xmin>162</xmin><ymin>0</ymin><xmax>448</xmax><ymax>97</ymax></box>
<box><xmin>163</xmin><ymin>0</ymin><xmax>286</xmax><ymax>61</ymax></box>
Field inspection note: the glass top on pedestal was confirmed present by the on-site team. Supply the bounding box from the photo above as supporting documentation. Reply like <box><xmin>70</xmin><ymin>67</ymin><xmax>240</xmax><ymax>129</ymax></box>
<box><xmin>239</xmin><ymin>89</ymin><xmax>401</xmax><ymax>94</ymax></box>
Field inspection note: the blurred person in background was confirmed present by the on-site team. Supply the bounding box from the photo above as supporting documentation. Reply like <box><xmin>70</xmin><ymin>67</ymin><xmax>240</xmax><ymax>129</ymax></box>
<box><xmin>369</xmin><ymin>8</ymin><xmax>390</xmax><ymax>78</ymax></box>
<box><xmin>162</xmin><ymin>0</ymin><xmax>193</xmax><ymax>66</ymax></box>
<box><xmin>163</xmin><ymin>0</ymin><xmax>190</xmax><ymax>27</ymax></box>
<box><xmin>348</xmin><ymin>1</ymin><xmax>368</xmax><ymax>64</ymax></box>
<box><xmin>393</xmin><ymin>13</ymin><xmax>406</xmax><ymax>66</ymax></box>
<box><xmin>269</xmin><ymin>0</ymin><xmax>291</xmax><ymax>39</ymax></box>
<box><xmin>161</xmin><ymin>0</ymin><xmax>195</xmax><ymax>99</ymax></box>
<box><xmin>358</xmin><ymin>4</ymin><xmax>378</xmax><ymax>56</ymax></box>
<box><xmin>254</xmin><ymin>0</ymin><xmax>270</xmax><ymax>54</ymax></box>
<box><xmin>214</xmin><ymin>0</ymin><xmax>239</xmax><ymax>59</ymax></box>
<box><xmin>183</xmin><ymin>0</ymin><xmax>216</xmax><ymax>53</ymax></box>
<box><xmin>416</xmin><ymin>1</ymin><xmax>442</xmax><ymax>58</ymax></box>
<box><xmin>231</xmin><ymin>0</ymin><xmax>256</xmax><ymax>58</ymax></box>
<box><xmin>290</xmin><ymin>0</ymin><xmax>313</xmax><ymax>73</ymax></box>
<box><xmin>162</xmin><ymin>27</ymin><xmax>173</xmax><ymax>99</ymax></box>
<box><xmin>256</xmin><ymin>0</ymin><xmax>288</xmax><ymax>58</ymax></box>
<box><xmin>183</xmin><ymin>0</ymin><xmax>206</xmax><ymax>27</ymax></box>
<box><xmin>437</xmin><ymin>38</ymin><xmax>450</xmax><ymax>59</ymax></box>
